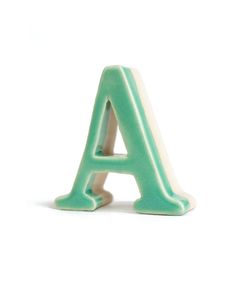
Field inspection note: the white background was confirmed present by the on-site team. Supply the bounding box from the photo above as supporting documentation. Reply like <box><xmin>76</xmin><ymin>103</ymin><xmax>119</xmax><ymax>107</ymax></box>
<box><xmin>0</xmin><ymin>0</ymin><xmax>236</xmax><ymax>294</ymax></box>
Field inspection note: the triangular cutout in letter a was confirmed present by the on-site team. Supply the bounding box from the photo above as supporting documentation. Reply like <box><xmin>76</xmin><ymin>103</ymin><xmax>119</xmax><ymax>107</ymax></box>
<box><xmin>55</xmin><ymin>66</ymin><xmax>195</xmax><ymax>215</ymax></box>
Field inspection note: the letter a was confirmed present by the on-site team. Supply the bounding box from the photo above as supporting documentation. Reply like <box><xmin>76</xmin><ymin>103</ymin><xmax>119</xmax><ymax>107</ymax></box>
<box><xmin>55</xmin><ymin>66</ymin><xmax>195</xmax><ymax>215</ymax></box>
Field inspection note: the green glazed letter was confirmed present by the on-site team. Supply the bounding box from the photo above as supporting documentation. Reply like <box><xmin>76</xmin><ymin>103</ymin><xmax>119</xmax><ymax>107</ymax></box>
<box><xmin>55</xmin><ymin>66</ymin><xmax>194</xmax><ymax>215</ymax></box>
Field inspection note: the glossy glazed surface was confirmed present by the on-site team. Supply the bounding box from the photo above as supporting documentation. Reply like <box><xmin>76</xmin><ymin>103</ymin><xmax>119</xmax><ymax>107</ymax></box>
<box><xmin>55</xmin><ymin>66</ymin><xmax>194</xmax><ymax>215</ymax></box>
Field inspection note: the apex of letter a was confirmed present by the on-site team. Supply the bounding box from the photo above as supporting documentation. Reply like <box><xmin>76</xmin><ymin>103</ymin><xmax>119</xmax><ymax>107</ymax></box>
<box><xmin>55</xmin><ymin>66</ymin><xmax>195</xmax><ymax>215</ymax></box>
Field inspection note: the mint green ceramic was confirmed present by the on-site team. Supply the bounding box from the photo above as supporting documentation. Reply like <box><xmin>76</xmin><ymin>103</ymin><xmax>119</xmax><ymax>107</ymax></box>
<box><xmin>55</xmin><ymin>66</ymin><xmax>194</xmax><ymax>215</ymax></box>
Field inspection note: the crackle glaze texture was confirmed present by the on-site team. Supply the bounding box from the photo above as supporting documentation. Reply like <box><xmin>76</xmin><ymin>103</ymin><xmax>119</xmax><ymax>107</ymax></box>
<box><xmin>55</xmin><ymin>66</ymin><xmax>195</xmax><ymax>215</ymax></box>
